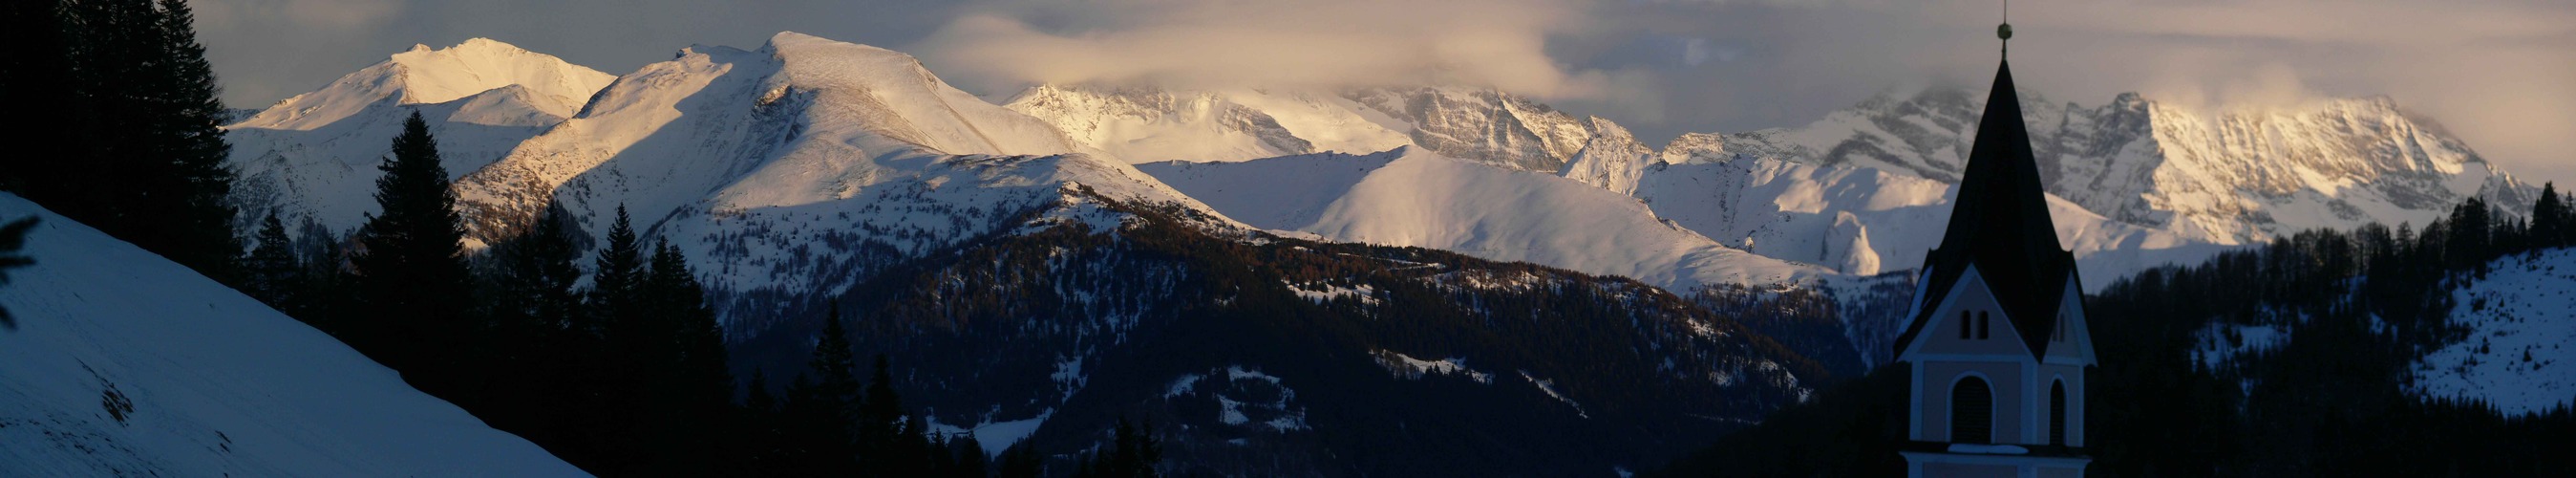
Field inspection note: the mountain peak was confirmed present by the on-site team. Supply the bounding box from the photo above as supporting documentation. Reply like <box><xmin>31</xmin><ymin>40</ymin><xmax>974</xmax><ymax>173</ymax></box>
<box><xmin>235</xmin><ymin>39</ymin><xmax>613</xmax><ymax>131</ymax></box>
<box><xmin>381</xmin><ymin>37</ymin><xmax>613</xmax><ymax>108</ymax></box>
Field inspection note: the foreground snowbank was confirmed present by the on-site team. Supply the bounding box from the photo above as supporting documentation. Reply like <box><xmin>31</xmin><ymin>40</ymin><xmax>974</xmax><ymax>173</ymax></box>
<box><xmin>0</xmin><ymin>193</ymin><xmax>584</xmax><ymax>476</ymax></box>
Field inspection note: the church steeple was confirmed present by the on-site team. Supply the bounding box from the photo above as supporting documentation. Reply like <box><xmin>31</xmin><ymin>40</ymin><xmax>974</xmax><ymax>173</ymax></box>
<box><xmin>1893</xmin><ymin>11</ymin><xmax>2097</xmax><ymax>476</ymax></box>
<box><xmin>1892</xmin><ymin>35</ymin><xmax>2081</xmax><ymax>358</ymax></box>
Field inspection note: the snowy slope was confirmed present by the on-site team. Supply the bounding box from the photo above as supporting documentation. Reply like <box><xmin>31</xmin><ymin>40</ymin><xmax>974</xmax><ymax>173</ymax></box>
<box><xmin>1002</xmin><ymin>85</ymin><xmax>1414</xmax><ymax>163</ymax></box>
<box><xmin>451</xmin><ymin>33</ymin><xmax>1235</xmax><ymax>329</ymax></box>
<box><xmin>1007</xmin><ymin>84</ymin><xmax>1619</xmax><ymax>174</ymax></box>
<box><xmin>225</xmin><ymin>38</ymin><xmax>615</xmax><ymax>234</ymax></box>
<box><xmin>0</xmin><ymin>194</ymin><xmax>582</xmax><ymax>476</ymax></box>
<box><xmin>1558</xmin><ymin>118</ymin><xmax>1658</xmax><ymax>196</ymax></box>
<box><xmin>1138</xmin><ymin>147</ymin><xmax>1824</xmax><ymax>292</ymax></box>
<box><xmin>1634</xmin><ymin>157</ymin><xmax>2237</xmax><ymax>289</ymax></box>
<box><xmin>2411</xmin><ymin>248</ymin><xmax>2576</xmax><ymax>416</ymax></box>
<box><xmin>1691</xmin><ymin>84</ymin><xmax>2534</xmax><ymax>246</ymax></box>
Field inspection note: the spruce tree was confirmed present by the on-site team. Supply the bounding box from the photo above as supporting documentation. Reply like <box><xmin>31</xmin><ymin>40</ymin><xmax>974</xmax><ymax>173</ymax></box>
<box><xmin>0</xmin><ymin>216</ymin><xmax>37</xmax><ymax>330</ymax></box>
<box><xmin>743</xmin><ymin>370</ymin><xmax>787</xmax><ymax>475</ymax></box>
<box><xmin>2534</xmin><ymin>183</ymin><xmax>2566</xmax><ymax>250</ymax></box>
<box><xmin>580</xmin><ymin>206</ymin><xmax>649</xmax><ymax>473</ymax></box>
<box><xmin>246</xmin><ymin>212</ymin><xmax>300</xmax><ymax>307</ymax></box>
<box><xmin>639</xmin><ymin>240</ymin><xmax>734</xmax><ymax>475</ymax></box>
<box><xmin>138</xmin><ymin>0</ymin><xmax>240</xmax><ymax>280</ymax></box>
<box><xmin>784</xmin><ymin>302</ymin><xmax>862</xmax><ymax>475</ymax></box>
<box><xmin>589</xmin><ymin>205</ymin><xmax>646</xmax><ymax>328</ymax></box>
<box><xmin>2446</xmin><ymin>198</ymin><xmax>2494</xmax><ymax>272</ymax></box>
<box><xmin>53</xmin><ymin>0</ymin><xmax>239</xmax><ymax>279</ymax></box>
<box><xmin>0</xmin><ymin>0</ymin><xmax>78</xmax><ymax>198</ymax></box>
<box><xmin>484</xmin><ymin>206</ymin><xmax>585</xmax><ymax>442</ymax></box>
<box><xmin>351</xmin><ymin>110</ymin><xmax>478</xmax><ymax>401</ymax></box>
<box><xmin>293</xmin><ymin>225</ymin><xmax>353</xmax><ymax>336</ymax></box>
<box><xmin>860</xmin><ymin>354</ymin><xmax>908</xmax><ymax>472</ymax></box>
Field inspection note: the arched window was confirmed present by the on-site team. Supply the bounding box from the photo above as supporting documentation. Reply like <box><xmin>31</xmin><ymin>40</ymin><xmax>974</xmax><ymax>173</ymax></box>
<box><xmin>1951</xmin><ymin>376</ymin><xmax>1991</xmax><ymax>444</ymax></box>
<box><xmin>1976</xmin><ymin>312</ymin><xmax>1991</xmax><ymax>339</ymax></box>
<box><xmin>2051</xmin><ymin>380</ymin><xmax>2069</xmax><ymax>445</ymax></box>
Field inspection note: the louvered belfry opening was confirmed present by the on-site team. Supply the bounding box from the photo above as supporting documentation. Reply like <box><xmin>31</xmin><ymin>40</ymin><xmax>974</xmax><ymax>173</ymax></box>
<box><xmin>2051</xmin><ymin>380</ymin><xmax>2069</xmax><ymax>445</ymax></box>
<box><xmin>1952</xmin><ymin>376</ymin><xmax>1992</xmax><ymax>444</ymax></box>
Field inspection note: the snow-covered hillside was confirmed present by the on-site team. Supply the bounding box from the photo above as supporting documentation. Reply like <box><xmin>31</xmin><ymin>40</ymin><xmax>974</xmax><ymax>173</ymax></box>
<box><xmin>0</xmin><ymin>194</ymin><xmax>582</xmax><ymax>476</ymax></box>
<box><xmin>2412</xmin><ymin>248</ymin><xmax>2576</xmax><ymax>416</ymax></box>
<box><xmin>1683</xmin><ymin>84</ymin><xmax>2534</xmax><ymax>245</ymax></box>
<box><xmin>1138</xmin><ymin>147</ymin><xmax>1824</xmax><ymax>292</ymax></box>
<box><xmin>451</xmin><ymin>33</ymin><xmax>1235</xmax><ymax>329</ymax></box>
<box><xmin>226</xmin><ymin>38</ymin><xmax>615</xmax><ymax>234</ymax></box>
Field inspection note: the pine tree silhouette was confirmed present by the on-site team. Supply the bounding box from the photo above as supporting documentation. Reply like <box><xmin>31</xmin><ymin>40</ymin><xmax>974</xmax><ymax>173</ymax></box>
<box><xmin>637</xmin><ymin>240</ymin><xmax>734</xmax><ymax>475</ymax></box>
<box><xmin>351</xmin><ymin>110</ymin><xmax>478</xmax><ymax>402</ymax></box>
<box><xmin>0</xmin><ymin>0</ymin><xmax>78</xmax><ymax>199</ymax></box>
<box><xmin>246</xmin><ymin>212</ymin><xmax>300</xmax><ymax>308</ymax></box>
<box><xmin>2535</xmin><ymin>184</ymin><xmax>2566</xmax><ymax>249</ymax></box>
<box><xmin>47</xmin><ymin>0</ymin><xmax>239</xmax><ymax>279</ymax></box>
<box><xmin>482</xmin><ymin>205</ymin><xmax>585</xmax><ymax>446</ymax></box>
<box><xmin>785</xmin><ymin>302</ymin><xmax>862</xmax><ymax>475</ymax></box>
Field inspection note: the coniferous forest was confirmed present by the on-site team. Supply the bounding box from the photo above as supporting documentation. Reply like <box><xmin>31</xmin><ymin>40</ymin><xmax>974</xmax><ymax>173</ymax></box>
<box><xmin>1656</xmin><ymin>190</ymin><xmax>2576</xmax><ymax>477</ymax></box>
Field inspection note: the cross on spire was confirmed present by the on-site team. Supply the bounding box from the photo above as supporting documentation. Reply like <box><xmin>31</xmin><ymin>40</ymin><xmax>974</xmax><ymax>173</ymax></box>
<box><xmin>1998</xmin><ymin>0</ymin><xmax>2013</xmax><ymax>55</ymax></box>
<box><xmin>1989</xmin><ymin>0</ymin><xmax>2009</xmax><ymax>55</ymax></box>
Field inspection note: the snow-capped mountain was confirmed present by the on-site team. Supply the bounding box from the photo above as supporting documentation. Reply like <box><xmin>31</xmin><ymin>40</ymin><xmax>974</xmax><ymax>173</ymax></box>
<box><xmin>225</xmin><ymin>38</ymin><xmax>615</xmax><ymax>235</ymax></box>
<box><xmin>451</xmin><ymin>33</ymin><xmax>1233</xmax><ymax>330</ymax></box>
<box><xmin>1632</xmin><ymin>157</ymin><xmax>2237</xmax><ymax>288</ymax></box>
<box><xmin>0</xmin><ymin>194</ymin><xmax>581</xmax><ymax>476</ymax></box>
<box><xmin>1000</xmin><ymin>85</ymin><xmax>1413</xmax><ymax>163</ymax></box>
<box><xmin>2411</xmin><ymin>248</ymin><xmax>2576</xmax><ymax>416</ymax></box>
<box><xmin>1342</xmin><ymin>86</ymin><xmax>1607</xmax><ymax>173</ymax></box>
<box><xmin>1682</xmin><ymin>84</ymin><xmax>2534</xmax><ymax>245</ymax></box>
<box><xmin>1006</xmin><ymin>84</ymin><xmax>1627</xmax><ymax>174</ymax></box>
<box><xmin>1137</xmin><ymin>147</ymin><xmax>1826</xmax><ymax>293</ymax></box>
<box><xmin>1005</xmin><ymin>82</ymin><xmax>2250</xmax><ymax>289</ymax></box>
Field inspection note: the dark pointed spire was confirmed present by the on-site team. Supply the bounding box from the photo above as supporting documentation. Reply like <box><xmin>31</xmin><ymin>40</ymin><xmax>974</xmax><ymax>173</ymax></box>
<box><xmin>1892</xmin><ymin>58</ymin><xmax>2081</xmax><ymax>358</ymax></box>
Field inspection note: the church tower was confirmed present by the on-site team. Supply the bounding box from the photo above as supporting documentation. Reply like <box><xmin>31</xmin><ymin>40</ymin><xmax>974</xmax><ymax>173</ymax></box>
<box><xmin>1890</xmin><ymin>11</ymin><xmax>2096</xmax><ymax>478</ymax></box>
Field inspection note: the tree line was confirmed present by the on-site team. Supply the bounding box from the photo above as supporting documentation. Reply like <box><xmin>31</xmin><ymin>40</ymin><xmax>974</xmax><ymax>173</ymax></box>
<box><xmin>1</xmin><ymin>0</ymin><xmax>238</xmax><ymax>281</ymax></box>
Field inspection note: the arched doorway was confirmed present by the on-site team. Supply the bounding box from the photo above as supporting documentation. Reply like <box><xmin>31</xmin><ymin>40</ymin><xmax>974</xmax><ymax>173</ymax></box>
<box><xmin>2051</xmin><ymin>379</ymin><xmax>2068</xmax><ymax>445</ymax></box>
<box><xmin>1952</xmin><ymin>376</ymin><xmax>1991</xmax><ymax>444</ymax></box>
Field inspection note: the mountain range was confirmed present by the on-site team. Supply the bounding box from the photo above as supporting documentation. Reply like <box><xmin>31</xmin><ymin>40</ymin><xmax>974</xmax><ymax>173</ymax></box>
<box><xmin>210</xmin><ymin>33</ymin><xmax>2546</xmax><ymax>475</ymax></box>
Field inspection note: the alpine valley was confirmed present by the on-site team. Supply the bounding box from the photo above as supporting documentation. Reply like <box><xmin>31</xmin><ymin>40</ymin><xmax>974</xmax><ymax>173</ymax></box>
<box><xmin>211</xmin><ymin>33</ymin><xmax>2549</xmax><ymax>476</ymax></box>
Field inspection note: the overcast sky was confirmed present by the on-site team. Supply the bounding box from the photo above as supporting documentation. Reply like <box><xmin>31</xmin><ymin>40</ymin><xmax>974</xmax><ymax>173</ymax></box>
<box><xmin>194</xmin><ymin>0</ymin><xmax>2576</xmax><ymax>185</ymax></box>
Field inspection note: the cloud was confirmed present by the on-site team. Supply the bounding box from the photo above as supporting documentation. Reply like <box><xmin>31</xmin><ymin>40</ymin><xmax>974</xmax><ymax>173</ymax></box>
<box><xmin>911</xmin><ymin>0</ymin><xmax>1622</xmax><ymax>100</ymax></box>
<box><xmin>196</xmin><ymin>0</ymin><xmax>401</xmax><ymax>32</ymax></box>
